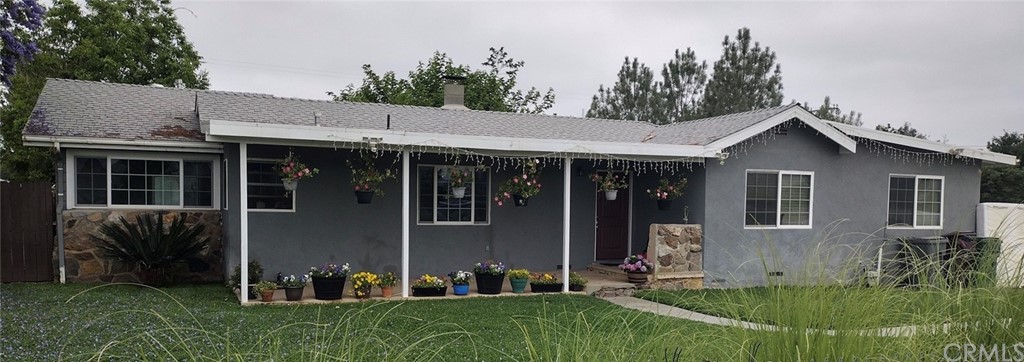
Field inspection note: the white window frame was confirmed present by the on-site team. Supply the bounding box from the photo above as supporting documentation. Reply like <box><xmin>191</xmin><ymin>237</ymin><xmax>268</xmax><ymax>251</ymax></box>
<box><xmin>416</xmin><ymin>164</ymin><xmax>491</xmax><ymax>226</ymax></box>
<box><xmin>246</xmin><ymin>158</ymin><xmax>296</xmax><ymax>213</ymax></box>
<box><xmin>743</xmin><ymin>169</ymin><xmax>814</xmax><ymax>229</ymax></box>
<box><xmin>886</xmin><ymin>174</ymin><xmax>944</xmax><ymax>230</ymax></box>
<box><xmin>66</xmin><ymin>150</ymin><xmax>220</xmax><ymax>210</ymax></box>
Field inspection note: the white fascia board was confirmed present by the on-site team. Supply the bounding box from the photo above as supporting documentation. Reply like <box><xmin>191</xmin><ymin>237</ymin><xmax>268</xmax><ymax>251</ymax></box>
<box><xmin>828</xmin><ymin>121</ymin><xmax>1018</xmax><ymax>166</ymax></box>
<box><xmin>206</xmin><ymin>119</ymin><xmax>711</xmax><ymax>159</ymax></box>
<box><xmin>704</xmin><ymin>106</ymin><xmax>858</xmax><ymax>153</ymax></box>
<box><xmin>23</xmin><ymin>135</ymin><xmax>223</xmax><ymax>153</ymax></box>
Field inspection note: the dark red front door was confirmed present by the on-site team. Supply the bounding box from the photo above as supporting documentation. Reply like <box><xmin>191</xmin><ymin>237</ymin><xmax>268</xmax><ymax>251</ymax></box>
<box><xmin>595</xmin><ymin>173</ymin><xmax>629</xmax><ymax>261</ymax></box>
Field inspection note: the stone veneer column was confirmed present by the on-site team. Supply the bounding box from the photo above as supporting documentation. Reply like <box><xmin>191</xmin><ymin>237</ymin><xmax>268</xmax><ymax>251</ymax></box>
<box><xmin>646</xmin><ymin>224</ymin><xmax>704</xmax><ymax>289</ymax></box>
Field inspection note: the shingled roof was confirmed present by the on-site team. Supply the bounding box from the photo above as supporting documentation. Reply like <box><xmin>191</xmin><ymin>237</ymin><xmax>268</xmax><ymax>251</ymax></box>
<box><xmin>25</xmin><ymin>79</ymin><xmax>805</xmax><ymax>149</ymax></box>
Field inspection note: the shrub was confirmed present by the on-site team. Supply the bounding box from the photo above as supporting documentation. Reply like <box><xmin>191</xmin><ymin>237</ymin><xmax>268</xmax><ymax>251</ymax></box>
<box><xmin>91</xmin><ymin>212</ymin><xmax>209</xmax><ymax>286</ymax></box>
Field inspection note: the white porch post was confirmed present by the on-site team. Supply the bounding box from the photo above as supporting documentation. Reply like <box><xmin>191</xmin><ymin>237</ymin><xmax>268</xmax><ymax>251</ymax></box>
<box><xmin>562</xmin><ymin>157</ymin><xmax>571</xmax><ymax>292</ymax></box>
<box><xmin>239</xmin><ymin>143</ymin><xmax>249</xmax><ymax>303</ymax></box>
<box><xmin>401</xmin><ymin>150</ymin><xmax>410</xmax><ymax>298</ymax></box>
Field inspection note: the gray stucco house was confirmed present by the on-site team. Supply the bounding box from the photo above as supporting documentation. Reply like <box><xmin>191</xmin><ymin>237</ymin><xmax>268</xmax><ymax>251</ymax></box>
<box><xmin>23</xmin><ymin>79</ymin><xmax>1017</xmax><ymax>300</ymax></box>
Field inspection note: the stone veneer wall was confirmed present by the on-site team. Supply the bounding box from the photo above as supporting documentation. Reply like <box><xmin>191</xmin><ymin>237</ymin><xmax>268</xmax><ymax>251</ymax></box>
<box><xmin>61</xmin><ymin>210</ymin><xmax>223</xmax><ymax>283</ymax></box>
<box><xmin>647</xmin><ymin>224</ymin><xmax>704</xmax><ymax>289</ymax></box>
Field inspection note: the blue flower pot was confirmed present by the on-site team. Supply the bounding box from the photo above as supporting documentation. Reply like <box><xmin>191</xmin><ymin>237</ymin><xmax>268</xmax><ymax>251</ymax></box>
<box><xmin>453</xmin><ymin>284</ymin><xmax>470</xmax><ymax>295</ymax></box>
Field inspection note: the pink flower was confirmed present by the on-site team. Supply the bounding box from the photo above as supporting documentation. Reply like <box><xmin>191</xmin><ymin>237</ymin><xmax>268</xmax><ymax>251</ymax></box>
<box><xmin>354</xmin><ymin>185</ymin><xmax>361</xmax><ymax>191</ymax></box>
<box><xmin>497</xmin><ymin>201</ymin><xmax>503</xmax><ymax>206</ymax></box>
<box><xmin>537</xmin><ymin>184</ymin><xmax>541</xmax><ymax>188</ymax></box>
<box><xmin>493</xmin><ymin>197</ymin><xmax>500</xmax><ymax>202</ymax></box>
<box><xmin>513</xmin><ymin>177</ymin><xmax>519</xmax><ymax>183</ymax></box>
<box><xmin>504</xmin><ymin>192</ymin><xmax>510</xmax><ymax>198</ymax></box>
<box><xmin>522</xmin><ymin>174</ymin><xmax>528</xmax><ymax>179</ymax></box>
<box><xmin>304</xmin><ymin>168</ymin><xmax>310</xmax><ymax>173</ymax></box>
<box><xmin>289</xmin><ymin>162</ymin><xmax>295</xmax><ymax>167</ymax></box>
<box><xmin>526</xmin><ymin>181</ymin><xmax>531</xmax><ymax>186</ymax></box>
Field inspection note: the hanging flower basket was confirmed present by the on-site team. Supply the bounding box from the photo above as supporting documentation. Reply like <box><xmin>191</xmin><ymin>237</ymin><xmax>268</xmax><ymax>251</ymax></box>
<box><xmin>451</xmin><ymin>186</ymin><xmax>467</xmax><ymax>199</ymax></box>
<box><xmin>605</xmin><ymin>190</ymin><xmax>619</xmax><ymax>201</ymax></box>
<box><xmin>346</xmin><ymin>152</ymin><xmax>396</xmax><ymax>203</ymax></box>
<box><xmin>277</xmin><ymin>152</ymin><xmax>319</xmax><ymax>194</ymax></box>
<box><xmin>354</xmin><ymin>191</ymin><xmax>374</xmax><ymax>204</ymax></box>
<box><xmin>591</xmin><ymin>172</ymin><xmax>628</xmax><ymax>201</ymax></box>
<box><xmin>648</xmin><ymin>177</ymin><xmax>687</xmax><ymax>211</ymax></box>
<box><xmin>494</xmin><ymin>159</ymin><xmax>542</xmax><ymax>207</ymax></box>
<box><xmin>445</xmin><ymin>167</ymin><xmax>473</xmax><ymax>199</ymax></box>
<box><xmin>657</xmin><ymin>199</ymin><xmax>672</xmax><ymax>210</ymax></box>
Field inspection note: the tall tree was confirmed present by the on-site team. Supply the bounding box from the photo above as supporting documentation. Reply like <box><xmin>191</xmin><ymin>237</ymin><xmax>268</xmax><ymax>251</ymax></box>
<box><xmin>804</xmin><ymin>96</ymin><xmax>863</xmax><ymax>126</ymax></box>
<box><xmin>0</xmin><ymin>0</ymin><xmax>45</xmax><ymax>89</ymax></box>
<box><xmin>0</xmin><ymin>0</ymin><xmax>209</xmax><ymax>181</ymax></box>
<box><xmin>586</xmin><ymin>57</ymin><xmax>664</xmax><ymax>123</ymax></box>
<box><xmin>875</xmin><ymin>122</ymin><xmax>927</xmax><ymax>139</ymax></box>
<box><xmin>661</xmin><ymin>48</ymin><xmax>707</xmax><ymax>123</ymax></box>
<box><xmin>701</xmin><ymin>27</ymin><xmax>784</xmax><ymax>117</ymax></box>
<box><xmin>981</xmin><ymin>131</ymin><xmax>1024</xmax><ymax>202</ymax></box>
<box><xmin>329</xmin><ymin>47</ymin><xmax>555</xmax><ymax>114</ymax></box>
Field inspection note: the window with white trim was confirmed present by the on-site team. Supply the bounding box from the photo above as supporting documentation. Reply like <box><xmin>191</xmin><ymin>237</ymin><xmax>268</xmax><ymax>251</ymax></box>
<box><xmin>72</xmin><ymin>155</ymin><xmax>217</xmax><ymax>208</ymax></box>
<box><xmin>744</xmin><ymin>170</ymin><xmax>813</xmax><ymax>227</ymax></box>
<box><xmin>887</xmin><ymin>175</ymin><xmax>943</xmax><ymax>228</ymax></box>
<box><xmin>246</xmin><ymin>161</ymin><xmax>293</xmax><ymax>210</ymax></box>
<box><xmin>417</xmin><ymin>165</ymin><xmax>489</xmax><ymax>224</ymax></box>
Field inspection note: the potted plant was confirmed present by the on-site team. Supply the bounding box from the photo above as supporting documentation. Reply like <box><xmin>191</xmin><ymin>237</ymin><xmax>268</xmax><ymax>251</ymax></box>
<box><xmin>346</xmin><ymin>152</ymin><xmax>396</xmax><ymax>204</ymax></box>
<box><xmin>507</xmin><ymin>269</ymin><xmax>530</xmax><ymax>294</ymax></box>
<box><xmin>350</xmin><ymin>271</ymin><xmax>379</xmax><ymax>300</ymax></box>
<box><xmin>590</xmin><ymin>172</ymin><xmax>628</xmax><ymax>200</ymax></box>
<box><xmin>378</xmin><ymin>271</ymin><xmax>398</xmax><ymax>298</ymax></box>
<box><xmin>445</xmin><ymin>167</ymin><xmax>473</xmax><ymax>199</ymax></box>
<box><xmin>529</xmin><ymin>273</ymin><xmax>562</xmax><ymax>293</ymax></box>
<box><xmin>473</xmin><ymin>260</ymin><xmax>507</xmax><ymax>295</ymax></box>
<box><xmin>279</xmin><ymin>274</ymin><xmax>308</xmax><ymax>301</ymax></box>
<box><xmin>647</xmin><ymin>177</ymin><xmax>688</xmax><ymax>210</ymax></box>
<box><xmin>494</xmin><ymin>159</ymin><xmax>542</xmax><ymax>207</ymax></box>
<box><xmin>411</xmin><ymin>274</ymin><xmax>447</xmax><ymax>297</ymax></box>
<box><xmin>276</xmin><ymin>151</ymin><xmax>319</xmax><ymax>192</ymax></box>
<box><xmin>252</xmin><ymin>280</ymin><xmax>278</xmax><ymax>302</ymax></box>
<box><xmin>308</xmin><ymin>263</ymin><xmax>351</xmax><ymax>300</ymax></box>
<box><xmin>227</xmin><ymin>260</ymin><xmax>264</xmax><ymax>300</ymax></box>
<box><xmin>619</xmin><ymin>254</ymin><xmax>653</xmax><ymax>284</ymax></box>
<box><xmin>568</xmin><ymin>272</ymin><xmax>588</xmax><ymax>292</ymax></box>
<box><xmin>448</xmin><ymin>270</ymin><xmax>472</xmax><ymax>296</ymax></box>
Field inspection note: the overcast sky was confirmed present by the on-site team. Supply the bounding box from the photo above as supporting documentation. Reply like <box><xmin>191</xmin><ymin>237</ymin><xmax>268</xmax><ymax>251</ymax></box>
<box><xmin>175</xmin><ymin>1</ymin><xmax>1023</xmax><ymax>148</ymax></box>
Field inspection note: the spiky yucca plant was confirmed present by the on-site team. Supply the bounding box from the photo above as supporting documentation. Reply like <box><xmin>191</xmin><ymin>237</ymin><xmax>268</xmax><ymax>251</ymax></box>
<box><xmin>92</xmin><ymin>212</ymin><xmax>210</xmax><ymax>286</ymax></box>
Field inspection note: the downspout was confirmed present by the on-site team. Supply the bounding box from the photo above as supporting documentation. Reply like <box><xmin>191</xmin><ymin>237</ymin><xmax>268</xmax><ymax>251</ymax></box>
<box><xmin>55</xmin><ymin>142</ymin><xmax>66</xmax><ymax>283</ymax></box>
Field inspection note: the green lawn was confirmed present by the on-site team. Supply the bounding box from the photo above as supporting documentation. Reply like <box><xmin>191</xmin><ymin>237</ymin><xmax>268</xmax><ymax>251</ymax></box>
<box><xmin>0</xmin><ymin>283</ymin><xmax>729</xmax><ymax>361</ymax></box>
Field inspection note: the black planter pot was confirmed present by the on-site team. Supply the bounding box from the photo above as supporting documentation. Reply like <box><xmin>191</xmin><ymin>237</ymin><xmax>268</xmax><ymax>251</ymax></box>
<box><xmin>284</xmin><ymin>287</ymin><xmax>304</xmax><ymax>301</ymax></box>
<box><xmin>569</xmin><ymin>284</ymin><xmax>586</xmax><ymax>292</ymax></box>
<box><xmin>657</xmin><ymin>199</ymin><xmax>672</xmax><ymax>210</ymax></box>
<box><xmin>355</xmin><ymin>191</ymin><xmax>374</xmax><ymax>204</ymax></box>
<box><xmin>311</xmin><ymin>276</ymin><xmax>346</xmax><ymax>300</ymax></box>
<box><xmin>530</xmin><ymin>283</ymin><xmax>563</xmax><ymax>293</ymax></box>
<box><xmin>513</xmin><ymin>194</ymin><xmax>529</xmax><ymax>207</ymax></box>
<box><xmin>412</xmin><ymin>286</ymin><xmax>447</xmax><ymax>297</ymax></box>
<box><xmin>474</xmin><ymin>272</ymin><xmax>506</xmax><ymax>295</ymax></box>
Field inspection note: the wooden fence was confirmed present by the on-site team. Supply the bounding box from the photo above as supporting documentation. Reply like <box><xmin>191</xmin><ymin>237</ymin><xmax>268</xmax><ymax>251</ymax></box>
<box><xmin>1</xmin><ymin>181</ymin><xmax>55</xmax><ymax>282</ymax></box>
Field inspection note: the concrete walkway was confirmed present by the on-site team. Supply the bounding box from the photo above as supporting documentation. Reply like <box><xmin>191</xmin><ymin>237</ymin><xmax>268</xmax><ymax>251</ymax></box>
<box><xmin>601</xmin><ymin>296</ymin><xmax>931</xmax><ymax>337</ymax></box>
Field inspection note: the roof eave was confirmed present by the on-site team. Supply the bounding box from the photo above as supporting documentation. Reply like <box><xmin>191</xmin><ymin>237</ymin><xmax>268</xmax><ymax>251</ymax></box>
<box><xmin>23</xmin><ymin>135</ymin><xmax>223</xmax><ymax>153</ymax></box>
<box><xmin>205</xmin><ymin>119</ymin><xmax>714</xmax><ymax>159</ymax></box>
<box><xmin>826</xmin><ymin>121</ymin><xmax>1018</xmax><ymax>166</ymax></box>
<box><xmin>703</xmin><ymin>105</ymin><xmax>858</xmax><ymax>153</ymax></box>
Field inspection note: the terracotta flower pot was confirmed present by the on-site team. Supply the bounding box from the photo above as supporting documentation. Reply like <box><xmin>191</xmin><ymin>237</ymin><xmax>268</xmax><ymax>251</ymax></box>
<box><xmin>260</xmin><ymin>290</ymin><xmax>275</xmax><ymax>302</ymax></box>
<box><xmin>380</xmin><ymin>286</ymin><xmax>394</xmax><ymax>298</ymax></box>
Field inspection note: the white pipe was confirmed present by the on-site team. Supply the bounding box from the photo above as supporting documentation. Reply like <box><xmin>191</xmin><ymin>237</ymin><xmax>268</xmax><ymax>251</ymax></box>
<box><xmin>563</xmin><ymin>157</ymin><xmax>571</xmax><ymax>292</ymax></box>
<box><xmin>401</xmin><ymin>150</ymin><xmax>410</xmax><ymax>298</ymax></box>
<box><xmin>239</xmin><ymin>143</ymin><xmax>249</xmax><ymax>304</ymax></box>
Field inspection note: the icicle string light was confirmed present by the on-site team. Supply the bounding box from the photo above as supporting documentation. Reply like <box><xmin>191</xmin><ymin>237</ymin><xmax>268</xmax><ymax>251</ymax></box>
<box><xmin>315</xmin><ymin>133</ymin><xmax>701</xmax><ymax>175</ymax></box>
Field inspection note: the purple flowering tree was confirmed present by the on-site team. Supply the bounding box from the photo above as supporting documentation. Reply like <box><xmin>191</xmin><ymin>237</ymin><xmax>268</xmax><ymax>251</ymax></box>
<box><xmin>0</xmin><ymin>0</ymin><xmax>45</xmax><ymax>87</ymax></box>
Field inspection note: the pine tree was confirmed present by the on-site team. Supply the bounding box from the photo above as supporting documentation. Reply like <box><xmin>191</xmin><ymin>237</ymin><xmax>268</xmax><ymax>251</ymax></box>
<box><xmin>701</xmin><ymin>27</ymin><xmax>784</xmax><ymax>117</ymax></box>
<box><xmin>661</xmin><ymin>48</ymin><xmax>707</xmax><ymax>123</ymax></box>
<box><xmin>586</xmin><ymin>57</ymin><xmax>664</xmax><ymax>123</ymax></box>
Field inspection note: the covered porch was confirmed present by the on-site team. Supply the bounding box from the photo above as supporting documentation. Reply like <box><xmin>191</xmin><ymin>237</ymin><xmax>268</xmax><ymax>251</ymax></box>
<box><xmin>208</xmin><ymin>121</ymin><xmax>710</xmax><ymax>303</ymax></box>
